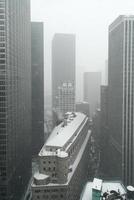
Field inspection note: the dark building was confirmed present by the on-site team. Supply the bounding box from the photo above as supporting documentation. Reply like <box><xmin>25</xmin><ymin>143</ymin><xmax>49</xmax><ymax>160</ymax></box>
<box><xmin>108</xmin><ymin>15</ymin><xmax>134</xmax><ymax>185</ymax></box>
<box><xmin>92</xmin><ymin>109</ymin><xmax>101</xmax><ymax>145</ymax></box>
<box><xmin>31</xmin><ymin>22</ymin><xmax>44</xmax><ymax>155</ymax></box>
<box><xmin>52</xmin><ymin>33</ymin><xmax>76</xmax><ymax>112</ymax></box>
<box><xmin>0</xmin><ymin>1</ymin><xmax>31</xmax><ymax>200</ymax></box>
<box><xmin>83</xmin><ymin>72</ymin><xmax>101</xmax><ymax>118</ymax></box>
<box><xmin>100</xmin><ymin>85</ymin><xmax>109</xmax><ymax>174</ymax></box>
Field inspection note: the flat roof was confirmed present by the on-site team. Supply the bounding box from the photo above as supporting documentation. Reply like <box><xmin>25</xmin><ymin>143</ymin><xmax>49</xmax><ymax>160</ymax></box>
<box><xmin>41</xmin><ymin>112</ymin><xmax>87</xmax><ymax>150</ymax></box>
<box><xmin>109</xmin><ymin>15</ymin><xmax>134</xmax><ymax>32</ymax></box>
<box><xmin>92</xmin><ymin>178</ymin><xmax>102</xmax><ymax>191</ymax></box>
<box><xmin>34</xmin><ymin>172</ymin><xmax>49</xmax><ymax>181</ymax></box>
<box><xmin>80</xmin><ymin>181</ymin><xmax>126</xmax><ymax>200</ymax></box>
<box><xmin>32</xmin><ymin>130</ymin><xmax>91</xmax><ymax>188</ymax></box>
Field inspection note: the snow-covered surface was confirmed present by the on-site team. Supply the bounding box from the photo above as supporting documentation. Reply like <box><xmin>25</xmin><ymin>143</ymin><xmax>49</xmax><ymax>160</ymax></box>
<box><xmin>127</xmin><ymin>185</ymin><xmax>134</xmax><ymax>191</ymax></box>
<box><xmin>34</xmin><ymin>172</ymin><xmax>49</xmax><ymax>180</ymax></box>
<box><xmin>92</xmin><ymin>178</ymin><xmax>102</xmax><ymax>191</ymax></box>
<box><xmin>80</xmin><ymin>181</ymin><xmax>126</xmax><ymax>200</ymax></box>
<box><xmin>57</xmin><ymin>150</ymin><xmax>68</xmax><ymax>158</ymax></box>
<box><xmin>32</xmin><ymin>130</ymin><xmax>91</xmax><ymax>187</ymax></box>
<box><xmin>44</xmin><ymin>112</ymin><xmax>86</xmax><ymax>148</ymax></box>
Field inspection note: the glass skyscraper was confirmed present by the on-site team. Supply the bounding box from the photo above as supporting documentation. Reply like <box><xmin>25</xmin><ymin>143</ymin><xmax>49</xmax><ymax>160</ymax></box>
<box><xmin>0</xmin><ymin>0</ymin><xmax>31</xmax><ymax>199</ymax></box>
<box><xmin>108</xmin><ymin>15</ymin><xmax>134</xmax><ymax>185</ymax></box>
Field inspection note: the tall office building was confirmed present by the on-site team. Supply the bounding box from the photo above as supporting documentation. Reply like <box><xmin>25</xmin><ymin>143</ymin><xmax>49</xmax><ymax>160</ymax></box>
<box><xmin>0</xmin><ymin>1</ymin><xmax>31</xmax><ymax>200</ymax></box>
<box><xmin>57</xmin><ymin>82</ymin><xmax>75</xmax><ymax>116</ymax></box>
<box><xmin>52</xmin><ymin>33</ymin><xmax>76</xmax><ymax>111</ymax></box>
<box><xmin>31</xmin><ymin>22</ymin><xmax>44</xmax><ymax>155</ymax></box>
<box><xmin>108</xmin><ymin>15</ymin><xmax>134</xmax><ymax>185</ymax></box>
<box><xmin>83</xmin><ymin>72</ymin><xmax>101</xmax><ymax>118</ymax></box>
<box><xmin>32</xmin><ymin>112</ymin><xmax>91</xmax><ymax>200</ymax></box>
<box><xmin>102</xmin><ymin>60</ymin><xmax>108</xmax><ymax>85</ymax></box>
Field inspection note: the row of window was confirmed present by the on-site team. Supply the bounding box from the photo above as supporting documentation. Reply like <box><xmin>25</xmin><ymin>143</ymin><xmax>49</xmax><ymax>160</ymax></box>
<box><xmin>43</xmin><ymin>160</ymin><xmax>56</xmax><ymax>164</ymax></box>
<box><xmin>35</xmin><ymin>188</ymin><xmax>65</xmax><ymax>193</ymax></box>
<box><xmin>0</xmin><ymin>15</ymin><xmax>5</xmax><ymax>19</ymax></box>
<box><xmin>35</xmin><ymin>194</ymin><xmax>64</xmax><ymax>199</ymax></box>
<box><xmin>43</xmin><ymin>167</ymin><xmax>56</xmax><ymax>171</ymax></box>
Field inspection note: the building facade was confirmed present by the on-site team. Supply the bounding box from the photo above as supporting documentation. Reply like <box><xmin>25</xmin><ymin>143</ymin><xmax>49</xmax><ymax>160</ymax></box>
<box><xmin>76</xmin><ymin>101</ymin><xmax>89</xmax><ymax>117</ymax></box>
<box><xmin>0</xmin><ymin>1</ymin><xmax>31</xmax><ymax>200</ymax></box>
<box><xmin>100</xmin><ymin>85</ymin><xmax>109</xmax><ymax>174</ymax></box>
<box><xmin>32</xmin><ymin>112</ymin><xmax>92</xmax><ymax>200</ymax></box>
<box><xmin>108</xmin><ymin>15</ymin><xmax>134</xmax><ymax>185</ymax></box>
<box><xmin>83</xmin><ymin>72</ymin><xmax>101</xmax><ymax>118</ymax></box>
<box><xmin>57</xmin><ymin>82</ymin><xmax>75</xmax><ymax>116</ymax></box>
<box><xmin>52</xmin><ymin>33</ymin><xmax>76</xmax><ymax>111</ymax></box>
<box><xmin>31</xmin><ymin>22</ymin><xmax>44</xmax><ymax>155</ymax></box>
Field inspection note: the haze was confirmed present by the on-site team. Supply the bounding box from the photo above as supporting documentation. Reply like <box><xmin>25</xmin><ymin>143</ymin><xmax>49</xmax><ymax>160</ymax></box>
<box><xmin>31</xmin><ymin>0</ymin><xmax>134</xmax><ymax>101</ymax></box>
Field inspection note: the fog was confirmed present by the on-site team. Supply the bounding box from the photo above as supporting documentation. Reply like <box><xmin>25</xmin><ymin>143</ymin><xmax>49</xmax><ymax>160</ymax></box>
<box><xmin>31</xmin><ymin>0</ymin><xmax>134</xmax><ymax>101</ymax></box>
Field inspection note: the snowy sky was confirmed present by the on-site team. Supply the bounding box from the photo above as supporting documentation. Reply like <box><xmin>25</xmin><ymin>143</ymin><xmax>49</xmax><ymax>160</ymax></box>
<box><xmin>31</xmin><ymin>0</ymin><xmax>134</xmax><ymax>100</ymax></box>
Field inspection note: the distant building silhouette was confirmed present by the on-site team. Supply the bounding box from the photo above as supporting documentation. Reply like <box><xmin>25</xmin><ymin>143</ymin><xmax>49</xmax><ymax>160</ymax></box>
<box><xmin>76</xmin><ymin>101</ymin><xmax>89</xmax><ymax>117</ymax></box>
<box><xmin>108</xmin><ymin>15</ymin><xmax>134</xmax><ymax>185</ymax></box>
<box><xmin>31</xmin><ymin>22</ymin><xmax>44</xmax><ymax>155</ymax></box>
<box><xmin>83</xmin><ymin>72</ymin><xmax>101</xmax><ymax>118</ymax></box>
<box><xmin>0</xmin><ymin>1</ymin><xmax>31</xmax><ymax>200</ymax></box>
<box><xmin>52</xmin><ymin>33</ymin><xmax>76</xmax><ymax>114</ymax></box>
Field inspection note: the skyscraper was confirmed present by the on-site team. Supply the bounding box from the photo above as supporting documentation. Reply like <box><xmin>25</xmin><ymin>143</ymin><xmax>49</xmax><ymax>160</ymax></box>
<box><xmin>31</xmin><ymin>22</ymin><xmax>44</xmax><ymax>155</ymax></box>
<box><xmin>52</xmin><ymin>33</ymin><xmax>76</xmax><ymax>111</ymax></box>
<box><xmin>57</xmin><ymin>82</ymin><xmax>75</xmax><ymax>116</ymax></box>
<box><xmin>83</xmin><ymin>72</ymin><xmax>101</xmax><ymax>118</ymax></box>
<box><xmin>108</xmin><ymin>15</ymin><xmax>134</xmax><ymax>185</ymax></box>
<box><xmin>0</xmin><ymin>1</ymin><xmax>31</xmax><ymax>199</ymax></box>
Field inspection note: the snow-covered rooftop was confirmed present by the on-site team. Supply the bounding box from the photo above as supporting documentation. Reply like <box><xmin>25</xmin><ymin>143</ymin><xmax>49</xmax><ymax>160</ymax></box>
<box><xmin>92</xmin><ymin>178</ymin><xmax>102</xmax><ymax>191</ymax></box>
<box><xmin>34</xmin><ymin>172</ymin><xmax>49</xmax><ymax>180</ymax></box>
<box><xmin>41</xmin><ymin>112</ymin><xmax>87</xmax><ymax>150</ymax></box>
<box><xmin>80</xmin><ymin>181</ymin><xmax>126</xmax><ymax>200</ymax></box>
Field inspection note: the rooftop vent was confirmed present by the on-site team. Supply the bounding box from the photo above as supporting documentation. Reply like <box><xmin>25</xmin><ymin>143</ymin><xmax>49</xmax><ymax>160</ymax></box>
<box><xmin>127</xmin><ymin>185</ymin><xmax>134</xmax><ymax>199</ymax></box>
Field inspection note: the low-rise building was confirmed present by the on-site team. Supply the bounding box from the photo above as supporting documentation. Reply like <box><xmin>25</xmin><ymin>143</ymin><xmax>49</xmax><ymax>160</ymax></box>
<box><xmin>31</xmin><ymin>112</ymin><xmax>92</xmax><ymax>200</ymax></box>
<box><xmin>80</xmin><ymin>178</ymin><xmax>127</xmax><ymax>200</ymax></box>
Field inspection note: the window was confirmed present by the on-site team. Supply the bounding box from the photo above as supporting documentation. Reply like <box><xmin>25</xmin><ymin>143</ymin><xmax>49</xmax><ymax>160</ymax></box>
<box><xmin>35</xmin><ymin>190</ymin><xmax>41</xmax><ymax>193</ymax></box>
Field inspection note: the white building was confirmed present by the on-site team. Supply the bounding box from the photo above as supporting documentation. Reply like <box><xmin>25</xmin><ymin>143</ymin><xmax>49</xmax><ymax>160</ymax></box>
<box><xmin>31</xmin><ymin>112</ymin><xmax>92</xmax><ymax>200</ymax></box>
